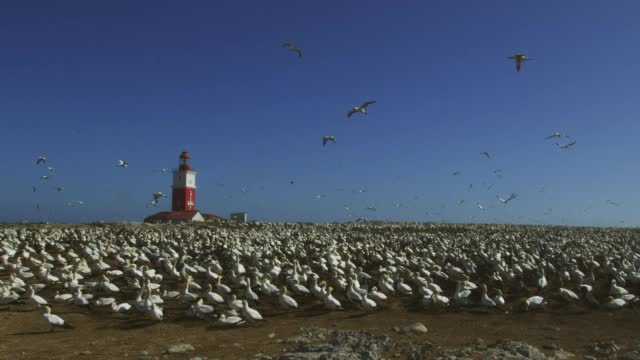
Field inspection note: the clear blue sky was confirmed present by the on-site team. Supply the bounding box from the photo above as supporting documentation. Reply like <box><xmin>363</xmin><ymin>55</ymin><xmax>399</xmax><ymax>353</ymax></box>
<box><xmin>1</xmin><ymin>1</ymin><xmax>639</xmax><ymax>226</ymax></box>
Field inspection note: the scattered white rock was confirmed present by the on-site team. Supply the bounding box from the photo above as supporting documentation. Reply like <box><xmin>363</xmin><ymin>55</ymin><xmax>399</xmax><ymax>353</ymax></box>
<box><xmin>167</xmin><ymin>344</ymin><xmax>195</xmax><ymax>354</ymax></box>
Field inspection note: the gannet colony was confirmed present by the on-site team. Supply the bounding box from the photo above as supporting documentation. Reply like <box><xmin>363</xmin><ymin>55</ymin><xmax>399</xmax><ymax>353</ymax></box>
<box><xmin>1</xmin><ymin>221</ymin><xmax>639</xmax><ymax>333</ymax></box>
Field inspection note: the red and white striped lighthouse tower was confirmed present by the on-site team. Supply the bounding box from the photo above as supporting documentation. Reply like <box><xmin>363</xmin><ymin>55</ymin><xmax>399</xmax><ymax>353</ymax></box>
<box><xmin>172</xmin><ymin>151</ymin><xmax>197</xmax><ymax>211</ymax></box>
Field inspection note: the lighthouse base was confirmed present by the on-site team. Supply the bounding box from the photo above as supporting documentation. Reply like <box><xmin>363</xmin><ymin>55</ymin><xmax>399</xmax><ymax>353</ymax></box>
<box><xmin>143</xmin><ymin>210</ymin><xmax>221</xmax><ymax>224</ymax></box>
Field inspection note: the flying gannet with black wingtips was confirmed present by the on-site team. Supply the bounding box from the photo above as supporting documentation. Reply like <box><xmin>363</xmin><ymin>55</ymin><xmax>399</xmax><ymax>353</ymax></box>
<box><xmin>545</xmin><ymin>133</ymin><xmax>562</xmax><ymax>140</ymax></box>
<box><xmin>322</xmin><ymin>136</ymin><xmax>336</xmax><ymax>146</ymax></box>
<box><xmin>480</xmin><ymin>152</ymin><xmax>491</xmax><ymax>159</ymax></box>
<box><xmin>508</xmin><ymin>54</ymin><xmax>531</xmax><ymax>72</ymax></box>
<box><xmin>497</xmin><ymin>193</ymin><xmax>518</xmax><ymax>204</ymax></box>
<box><xmin>116</xmin><ymin>160</ymin><xmax>128</xmax><ymax>168</ymax></box>
<box><xmin>560</xmin><ymin>141</ymin><xmax>576</xmax><ymax>149</ymax></box>
<box><xmin>282</xmin><ymin>42</ymin><xmax>302</xmax><ymax>58</ymax></box>
<box><xmin>348</xmin><ymin>100</ymin><xmax>376</xmax><ymax>118</ymax></box>
<box><xmin>36</xmin><ymin>156</ymin><xmax>47</xmax><ymax>165</ymax></box>
<box><xmin>40</xmin><ymin>176</ymin><xmax>52</xmax><ymax>181</ymax></box>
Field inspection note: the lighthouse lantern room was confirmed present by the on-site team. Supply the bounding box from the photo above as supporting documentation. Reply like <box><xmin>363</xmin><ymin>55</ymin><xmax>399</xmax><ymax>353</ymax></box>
<box><xmin>172</xmin><ymin>151</ymin><xmax>197</xmax><ymax>211</ymax></box>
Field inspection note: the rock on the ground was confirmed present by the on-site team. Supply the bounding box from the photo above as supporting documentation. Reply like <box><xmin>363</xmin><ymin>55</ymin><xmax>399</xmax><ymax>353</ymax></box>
<box><xmin>167</xmin><ymin>344</ymin><xmax>195</xmax><ymax>354</ymax></box>
<box><xmin>620</xmin><ymin>342</ymin><xmax>640</xmax><ymax>360</ymax></box>
<box><xmin>483</xmin><ymin>340</ymin><xmax>546</xmax><ymax>360</ymax></box>
<box><xmin>273</xmin><ymin>327</ymin><xmax>392</xmax><ymax>360</ymax></box>
<box><xmin>405</xmin><ymin>323</ymin><xmax>428</xmax><ymax>334</ymax></box>
<box><xmin>550</xmin><ymin>350</ymin><xmax>574</xmax><ymax>359</ymax></box>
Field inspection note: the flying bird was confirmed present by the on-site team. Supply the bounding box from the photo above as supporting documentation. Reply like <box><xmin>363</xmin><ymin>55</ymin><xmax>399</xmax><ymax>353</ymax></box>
<box><xmin>55</xmin><ymin>187</ymin><xmax>64</xmax><ymax>192</ymax></box>
<box><xmin>497</xmin><ymin>193</ymin><xmax>518</xmax><ymax>204</ymax></box>
<box><xmin>347</xmin><ymin>101</ymin><xmax>376</xmax><ymax>118</ymax></box>
<box><xmin>47</xmin><ymin>166</ymin><xmax>56</xmax><ymax>172</ymax></box>
<box><xmin>457</xmin><ymin>200</ymin><xmax>465</xmax><ymax>205</ymax></box>
<box><xmin>290</xmin><ymin>180</ymin><xmax>295</xmax><ymax>185</ymax></box>
<box><xmin>477</xmin><ymin>202</ymin><xmax>485</xmax><ymax>211</ymax></box>
<box><xmin>152</xmin><ymin>192</ymin><xmax>167</xmax><ymax>200</ymax></box>
<box><xmin>282</xmin><ymin>42</ymin><xmax>302</xmax><ymax>58</ymax></box>
<box><xmin>117</xmin><ymin>160</ymin><xmax>128</xmax><ymax>168</ymax></box>
<box><xmin>480</xmin><ymin>152</ymin><xmax>491</xmax><ymax>159</ymax></box>
<box><xmin>146</xmin><ymin>200</ymin><xmax>159</xmax><ymax>208</ymax></box>
<box><xmin>545</xmin><ymin>133</ymin><xmax>562</xmax><ymax>140</ymax></box>
<box><xmin>322</xmin><ymin>136</ymin><xmax>336</xmax><ymax>146</ymax></box>
<box><xmin>606</xmin><ymin>200</ymin><xmax>620</xmax><ymax>207</ymax></box>
<box><xmin>36</xmin><ymin>156</ymin><xmax>47</xmax><ymax>165</ymax></box>
<box><xmin>40</xmin><ymin>176</ymin><xmax>52</xmax><ymax>181</ymax></box>
<box><xmin>452</xmin><ymin>171</ymin><xmax>461</xmax><ymax>176</ymax></box>
<box><xmin>508</xmin><ymin>54</ymin><xmax>531</xmax><ymax>72</ymax></box>
<box><xmin>366</xmin><ymin>207</ymin><xmax>377</xmax><ymax>212</ymax></box>
<box><xmin>560</xmin><ymin>141</ymin><xmax>576</xmax><ymax>149</ymax></box>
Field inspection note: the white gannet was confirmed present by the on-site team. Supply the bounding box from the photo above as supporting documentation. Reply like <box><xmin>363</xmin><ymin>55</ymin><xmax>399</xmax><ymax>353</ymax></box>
<box><xmin>27</xmin><ymin>285</ymin><xmax>48</xmax><ymax>307</ymax></box>
<box><xmin>369</xmin><ymin>287</ymin><xmax>387</xmax><ymax>302</ymax></box>
<box><xmin>147</xmin><ymin>303</ymin><xmax>163</xmax><ymax>321</ymax></box>
<box><xmin>204</xmin><ymin>284</ymin><xmax>224</xmax><ymax>304</ymax></box>
<box><xmin>480</xmin><ymin>284</ymin><xmax>496</xmax><ymax>307</ymax></box>
<box><xmin>282</xmin><ymin>42</ymin><xmax>302</xmax><ymax>58</ymax></box>
<box><xmin>323</xmin><ymin>286</ymin><xmax>342</xmax><ymax>310</ymax></box>
<box><xmin>241</xmin><ymin>300</ymin><xmax>263</xmax><ymax>322</ymax></box>
<box><xmin>116</xmin><ymin>160</ymin><xmax>128</xmax><ymax>168</ymax></box>
<box><xmin>360</xmin><ymin>293</ymin><xmax>377</xmax><ymax>311</ymax></box>
<box><xmin>219</xmin><ymin>313</ymin><xmax>246</xmax><ymax>326</ymax></box>
<box><xmin>190</xmin><ymin>298</ymin><xmax>215</xmax><ymax>317</ymax></box>
<box><xmin>508</xmin><ymin>54</ymin><xmax>531</xmax><ymax>72</ymax></box>
<box><xmin>545</xmin><ymin>133</ymin><xmax>562</xmax><ymax>140</ymax></box>
<box><xmin>36</xmin><ymin>156</ymin><xmax>47</xmax><ymax>165</ymax></box>
<box><xmin>41</xmin><ymin>306</ymin><xmax>72</xmax><ymax>331</ymax></box>
<box><xmin>94</xmin><ymin>297</ymin><xmax>116</xmax><ymax>306</ymax></box>
<box><xmin>347</xmin><ymin>100</ymin><xmax>376</xmax><ymax>118</ymax></box>
<box><xmin>322</xmin><ymin>136</ymin><xmax>336</xmax><ymax>147</ymax></box>
<box><xmin>560</xmin><ymin>141</ymin><xmax>576</xmax><ymax>149</ymax></box>
<box><xmin>524</xmin><ymin>296</ymin><xmax>545</xmax><ymax>311</ymax></box>
<box><xmin>454</xmin><ymin>281</ymin><xmax>472</xmax><ymax>305</ymax></box>
<box><xmin>492</xmin><ymin>289</ymin><xmax>505</xmax><ymax>306</ymax></box>
<box><xmin>245</xmin><ymin>278</ymin><xmax>259</xmax><ymax>302</ymax></box>
<box><xmin>227</xmin><ymin>294</ymin><xmax>243</xmax><ymax>310</ymax></box>
<box><xmin>279</xmin><ymin>287</ymin><xmax>298</xmax><ymax>310</ymax></box>
<box><xmin>111</xmin><ymin>302</ymin><xmax>132</xmax><ymax>313</ymax></box>
<box><xmin>605</xmin><ymin>296</ymin><xmax>625</xmax><ymax>310</ymax></box>
<box><xmin>610</xmin><ymin>280</ymin><xmax>628</xmax><ymax>296</ymax></box>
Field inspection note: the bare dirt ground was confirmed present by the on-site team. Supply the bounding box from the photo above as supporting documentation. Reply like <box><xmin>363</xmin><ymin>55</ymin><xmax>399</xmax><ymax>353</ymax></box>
<box><xmin>2</xmin><ymin>298</ymin><xmax>639</xmax><ymax>360</ymax></box>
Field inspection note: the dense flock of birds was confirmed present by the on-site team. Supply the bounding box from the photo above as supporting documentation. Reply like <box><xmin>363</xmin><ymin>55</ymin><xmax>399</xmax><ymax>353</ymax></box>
<box><xmin>1</xmin><ymin>222</ymin><xmax>639</xmax><ymax>331</ymax></box>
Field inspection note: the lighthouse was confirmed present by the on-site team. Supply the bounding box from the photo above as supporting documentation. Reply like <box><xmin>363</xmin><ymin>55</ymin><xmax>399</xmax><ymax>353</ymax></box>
<box><xmin>144</xmin><ymin>150</ymin><xmax>221</xmax><ymax>224</ymax></box>
<box><xmin>172</xmin><ymin>151</ymin><xmax>197</xmax><ymax>211</ymax></box>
